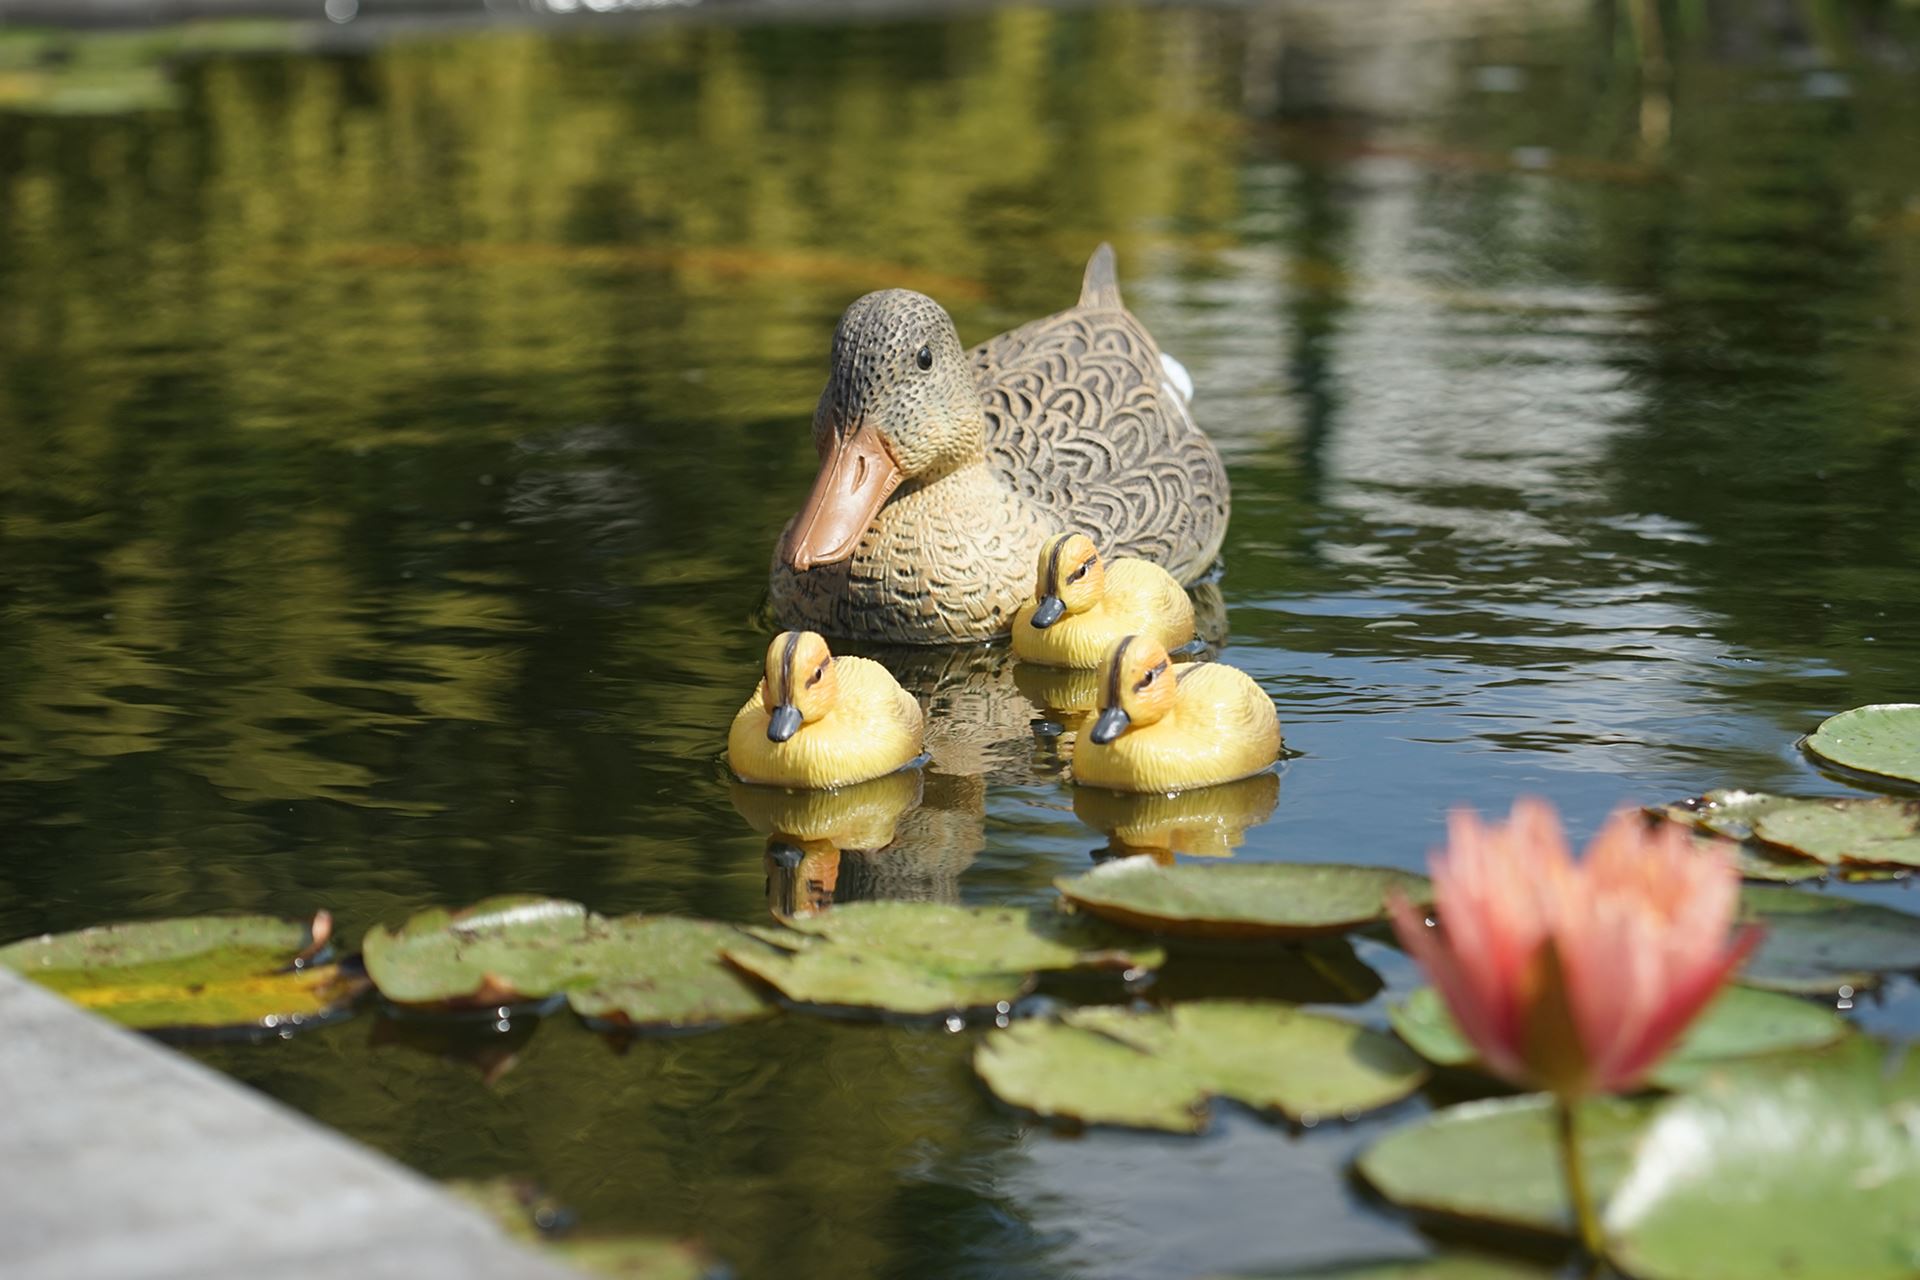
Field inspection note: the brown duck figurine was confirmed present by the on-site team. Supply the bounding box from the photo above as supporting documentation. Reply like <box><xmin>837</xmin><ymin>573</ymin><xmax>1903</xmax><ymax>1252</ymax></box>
<box><xmin>769</xmin><ymin>244</ymin><xmax>1229</xmax><ymax>646</ymax></box>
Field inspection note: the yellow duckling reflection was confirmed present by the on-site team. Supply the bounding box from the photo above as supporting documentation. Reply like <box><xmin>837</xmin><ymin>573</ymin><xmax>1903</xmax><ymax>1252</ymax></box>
<box><xmin>1013</xmin><ymin>533</ymin><xmax>1195</xmax><ymax>669</ymax></box>
<box><xmin>763</xmin><ymin>838</ymin><xmax>843</xmax><ymax>918</ymax></box>
<box><xmin>1013</xmin><ymin>661</ymin><xmax>1104</xmax><ymax>739</ymax></box>
<box><xmin>727</xmin><ymin>631</ymin><xmax>924</xmax><ymax>789</ymax></box>
<box><xmin>728</xmin><ymin>769</ymin><xmax>924</xmax><ymax>849</ymax></box>
<box><xmin>1074</xmin><ymin>771</ymin><xmax>1280</xmax><ymax>862</ymax></box>
<box><xmin>730</xmin><ymin>771</ymin><xmax>924</xmax><ymax>918</ymax></box>
<box><xmin>1072</xmin><ymin>635</ymin><xmax>1281</xmax><ymax>794</ymax></box>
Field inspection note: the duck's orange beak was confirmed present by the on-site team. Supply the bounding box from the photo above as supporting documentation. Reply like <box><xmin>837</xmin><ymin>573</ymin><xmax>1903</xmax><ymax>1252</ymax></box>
<box><xmin>782</xmin><ymin>420</ymin><xmax>904</xmax><ymax>571</ymax></box>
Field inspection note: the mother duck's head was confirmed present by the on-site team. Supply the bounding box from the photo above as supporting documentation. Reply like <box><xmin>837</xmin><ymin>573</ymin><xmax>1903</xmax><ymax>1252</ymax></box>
<box><xmin>781</xmin><ymin>290</ymin><xmax>986</xmax><ymax>571</ymax></box>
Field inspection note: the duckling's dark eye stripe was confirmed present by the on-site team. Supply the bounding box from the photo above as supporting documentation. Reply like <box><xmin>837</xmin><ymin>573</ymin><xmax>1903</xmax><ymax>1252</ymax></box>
<box><xmin>1134</xmin><ymin>659</ymin><xmax>1168</xmax><ymax>692</ymax></box>
<box><xmin>1045</xmin><ymin>537</ymin><xmax>1070</xmax><ymax>596</ymax></box>
<box><xmin>1104</xmin><ymin>634</ymin><xmax>1136</xmax><ymax>710</ymax></box>
<box><xmin>777</xmin><ymin>632</ymin><xmax>803</xmax><ymax>703</ymax></box>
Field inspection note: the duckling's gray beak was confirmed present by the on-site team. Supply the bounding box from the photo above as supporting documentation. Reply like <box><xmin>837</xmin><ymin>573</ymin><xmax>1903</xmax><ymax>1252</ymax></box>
<box><xmin>1089</xmin><ymin>706</ymin><xmax>1130</xmax><ymax>745</ymax></box>
<box><xmin>767</xmin><ymin>704</ymin><xmax>803</xmax><ymax>743</ymax></box>
<box><xmin>767</xmin><ymin>839</ymin><xmax>805</xmax><ymax>870</ymax></box>
<box><xmin>1030</xmin><ymin>596</ymin><xmax>1066</xmax><ymax>629</ymax></box>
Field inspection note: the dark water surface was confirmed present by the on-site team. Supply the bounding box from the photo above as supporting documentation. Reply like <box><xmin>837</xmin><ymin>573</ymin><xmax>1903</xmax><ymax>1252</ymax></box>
<box><xmin>3</xmin><ymin>4</ymin><xmax>1919</xmax><ymax>1276</ymax></box>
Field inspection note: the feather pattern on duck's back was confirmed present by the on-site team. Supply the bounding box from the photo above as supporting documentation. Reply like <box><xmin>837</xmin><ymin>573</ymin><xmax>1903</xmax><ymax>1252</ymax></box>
<box><xmin>976</xmin><ymin>305</ymin><xmax>1228</xmax><ymax>586</ymax></box>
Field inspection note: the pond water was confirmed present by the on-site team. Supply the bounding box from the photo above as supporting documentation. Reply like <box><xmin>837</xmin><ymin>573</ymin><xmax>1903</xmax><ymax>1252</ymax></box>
<box><xmin>2</xmin><ymin>3</ymin><xmax>1919</xmax><ymax>1277</ymax></box>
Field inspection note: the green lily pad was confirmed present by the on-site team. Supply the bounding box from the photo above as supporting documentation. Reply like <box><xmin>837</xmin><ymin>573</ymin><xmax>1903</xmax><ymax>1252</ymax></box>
<box><xmin>1605</xmin><ymin>1047</ymin><xmax>1920</xmax><ymax>1280</ymax></box>
<box><xmin>1643</xmin><ymin>790</ymin><xmax>1912</xmax><ymax>882</ymax></box>
<box><xmin>1740</xmin><ymin>886</ymin><xmax>1920</xmax><ymax>994</ymax></box>
<box><xmin>367</xmin><ymin>898</ymin><xmax>778</xmax><ymax>1026</ymax></box>
<box><xmin>1753</xmin><ymin>798</ymin><xmax>1920</xmax><ymax>870</ymax></box>
<box><xmin>1802</xmin><ymin>704</ymin><xmax>1920</xmax><ymax>787</ymax></box>
<box><xmin>0</xmin><ymin>913</ymin><xmax>359</xmax><ymax>1032</ymax></box>
<box><xmin>774</xmin><ymin>901</ymin><xmax>1165</xmax><ymax>973</ymax></box>
<box><xmin>563</xmin><ymin>918</ymin><xmax>777</xmax><ymax>1031</ymax></box>
<box><xmin>1054</xmin><ymin>859</ymin><xmax>1429</xmax><ymax>940</ymax></box>
<box><xmin>1355</xmin><ymin>1094</ymin><xmax>1654</xmax><ymax>1237</ymax></box>
<box><xmin>1652</xmin><ymin>789</ymin><xmax>1802</xmax><ymax>843</ymax></box>
<box><xmin>723</xmin><ymin>940</ymin><xmax>1033</xmax><ymax>1015</ymax></box>
<box><xmin>1388</xmin><ymin>984</ymin><xmax>1849</xmax><ymax>1088</ymax></box>
<box><xmin>974</xmin><ymin>1000</ymin><xmax>1427</xmax><ymax>1133</ymax></box>
<box><xmin>364</xmin><ymin>896</ymin><xmax>603</xmax><ymax>1008</ymax></box>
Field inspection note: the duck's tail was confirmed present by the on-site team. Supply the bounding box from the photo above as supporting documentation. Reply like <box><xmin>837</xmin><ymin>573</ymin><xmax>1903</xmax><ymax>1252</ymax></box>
<box><xmin>1078</xmin><ymin>242</ymin><xmax>1124</xmax><ymax>310</ymax></box>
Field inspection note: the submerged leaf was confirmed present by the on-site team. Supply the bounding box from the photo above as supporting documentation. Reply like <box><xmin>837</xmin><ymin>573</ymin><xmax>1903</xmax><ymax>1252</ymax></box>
<box><xmin>1388</xmin><ymin>984</ymin><xmax>1848</xmax><ymax>1087</ymax></box>
<box><xmin>1605</xmin><ymin>1046</ymin><xmax>1920</xmax><ymax>1280</ymax></box>
<box><xmin>1055</xmin><ymin>859</ymin><xmax>1428</xmax><ymax>940</ymax></box>
<box><xmin>1211</xmin><ymin>1258</ymin><xmax>1553</xmax><ymax>1280</ymax></box>
<box><xmin>1356</xmin><ymin>1095</ymin><xmax>1653</xmax><ymax>1237</ymax></box>
<box><xmin>1739</xmin><ymin>886</ymin><xmax>1920</xmax><ymax>994</ymax></box>
<box><xmin>0</xmin><ymin>913</ymin><xmax>356</xmax><ymax>1032</ymax></box>
<box><xmin>974</xmin><ymin>1000</ymin><xmax>1426</xmax><ymax>1133</ymax></box>
<box><xmin>447</xmin><ymin>1177</ymin><xmax>716</xmax><ymax>1278</ymax></box>
<box><xmin>1801</xmin><ymin>703</ymin><xmax>1920</xmax><ymax>787</ymax></box>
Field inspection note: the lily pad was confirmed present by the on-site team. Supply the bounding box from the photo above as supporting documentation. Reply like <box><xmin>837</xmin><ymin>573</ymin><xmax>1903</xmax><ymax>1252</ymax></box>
<box><xmin>1802</xmin><ymin>703</ymin><xmax>1920</xmax><ymax>787</ymax></box>
<box><xmin>1388</xmin><ymin>984</ymin><xmax>1849</xmax><ymax>1089</ymax></box>
<box><xmin>563</xmin><ymin>918</ymin><xmax>777</xmax><ymax>1031</ymax></box>
<box><xmin>974</xmin><ymin>1000</ymin><xmax>1427</xmax><ymax>1133</ymax></box>
<box><xmin>723</xmin><ymin>940</ymin><xmax>1032</xmax><ymax>1015</ymax></box>
<box><xmin>1054</xmin><ymin>859</ymin><xmax>1429</xmax><ymax>941</ymax></box>
<box><xmin>1355</xmin><ymin>1094</ymin><xmax>1654</xmax><ymax>1237</ymax></box>
<box><xmin>1651</xmin><ymin>792</ymin><xmax>1909</xmax><ymax>881</ymax></box>
<box><xmin>773</xmin><ymin>901</ymin><xmax>1165</xmax><ymax>973</ymax></box>
<box><xmin>0</xmin><ymin>912</ymin><xmax>358</xmax><ymax>1032</ymax></box>
<box><xmin>364</xmin><ymin>896</ymin><xmax>603</xmax><ymax>1008</ymax></box>
<box><xmin>1651</xmin><ymin>789</ymin><xmax>1801</xmax><ymax>843</ymax></box>
<box><xmin>1606</xmin><ymin>1047</ymin><xmax>1920</xmax><ymax>1280</ymax></box>
<box><xmin>1752</xmin><ymin>798</ymin><xmax>1920</xmax><ymax>870</ymax></box>
<box><xmin>1740</xmin><ymin>886</ymin><xmax>1920</xmax><ymax>994</ymax></box>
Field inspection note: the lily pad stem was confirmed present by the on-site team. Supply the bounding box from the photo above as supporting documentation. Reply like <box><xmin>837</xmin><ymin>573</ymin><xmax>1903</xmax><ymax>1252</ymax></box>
<box><xmin>1556</xmin><ymin>1095</ymin><xmax>1605</xmax><ymax>1258</ymax></box>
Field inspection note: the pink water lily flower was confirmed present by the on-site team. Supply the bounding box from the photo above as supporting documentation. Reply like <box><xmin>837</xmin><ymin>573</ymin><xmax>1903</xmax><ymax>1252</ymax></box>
<box><xmin>1390</xmin><ymin>798</ymin><xmax>1761</xmax><ymax>1097</ymax></box>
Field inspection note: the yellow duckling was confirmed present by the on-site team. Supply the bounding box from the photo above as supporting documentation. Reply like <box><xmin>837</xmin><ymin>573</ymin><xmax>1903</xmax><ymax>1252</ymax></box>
<box><xmin>728</xmin><ymin>631</ymin><xmax>924</xmax><ymax>789</ymax></box>
<box><xmin>1012</xmin><ymin>533</ymin><xmax>1195</xmax><ymax>669</ymax></box>
<box><xmin>1072</xmin><ymin>635</ymin><xmax>1281</xmax><ymax>794</ymax></box>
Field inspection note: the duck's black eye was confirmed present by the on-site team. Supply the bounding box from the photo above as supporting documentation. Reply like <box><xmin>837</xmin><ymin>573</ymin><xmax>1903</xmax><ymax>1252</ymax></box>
<box><xmin>915</xmin><ymin>345</ymin><xmax>933</xmax><ymax>372</ymax></box>
<box><xmin>1067</xmin><ymin>562</ymin><xmax>1090</xmax><ymax>584</ymax></box>
<box><xmin>807</xmin><ymin>659</ymin><xmax>830</xmax><ymax>687</ymax></box>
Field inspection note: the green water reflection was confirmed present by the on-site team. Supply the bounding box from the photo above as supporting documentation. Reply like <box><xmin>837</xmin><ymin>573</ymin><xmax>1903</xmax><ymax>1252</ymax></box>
<box><xmin>2</xmin><ymin>4</ymin><xmax>1919</xmax><ymax>1276</ymax></box>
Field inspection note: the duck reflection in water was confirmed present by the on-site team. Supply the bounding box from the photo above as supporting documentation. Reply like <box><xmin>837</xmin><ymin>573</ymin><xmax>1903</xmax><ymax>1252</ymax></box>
<box><xmin>1074</xmin><ymin>770</ymin><xmax>1280</xmax><ymax>864</ymax></box>
<box><xmin>731</xmin><ymin>769</ymin><xmax>981</xmax><ymax>914</ymax></box>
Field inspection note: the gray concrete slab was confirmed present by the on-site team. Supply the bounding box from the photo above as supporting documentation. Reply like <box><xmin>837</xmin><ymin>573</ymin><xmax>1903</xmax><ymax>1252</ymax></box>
<box><xmin>0</xmin><ymin>968</ymin><xmax>583</xmax><ymax>1280</ymax></box>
